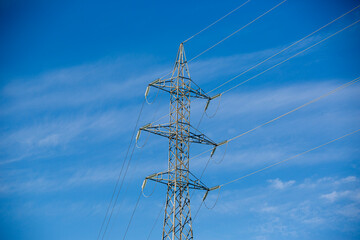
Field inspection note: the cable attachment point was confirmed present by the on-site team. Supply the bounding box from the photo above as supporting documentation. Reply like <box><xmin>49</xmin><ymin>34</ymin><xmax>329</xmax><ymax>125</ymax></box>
<box><xmin>137</xmin><ymin>123</ymin><xmax>152</xmax><ymax>141</ymax></box>
<box><xmin>145</xmin><ymin>81</ymin><xmax>160</xmax><ymax>104</ymax></box>
<box><xmin>145</xmin><ymin>86</ymin><xmax>150</xmax><ymax>98</ymax></box>
<box><xmin>136</xmin><ymin>130</ymin><xmax>141</xmax><ymax>142</ymax></box>
<box><xmin>202</xmin><ymin>191</ymin><xmax>209</xmax><ymax>202</ymax></box>
<box><xmin>141</xmin><ymin>173</ymin><xmax>159</xmax><ymax>198</ymax></box>
<box><xmin>202</xmin><ymin>185</ymin><xmax>221</xmax><ymax>201</ymax></box>
<box><xmin>210</xmin><ymin>146</ymin><xmax>217</xmax><ymax>158</ymax></box>
<box><xmin>204</xmin><ymin>100</ymin><xmax>210</xmax><ymax>112</ymax></box>
<box><xmin>212</xmin><ymin>93</ymin><xmax>222</xmax><ymax>100</ymax></box>
<box><xmin>136</xmin><ymin>123</ymin><xmax>152</xmax><ymax>148</ymax></box>
<box><xmin>211</xmin><ymin>140</ymin><xmax>228</xmax><ymax>158</ymax></box>
<box><xmin>204</xmin><ymin>93</ymin><xmax>221</xmax><ymax>111</ymax></box>
<box><xmin>141</xmin><ymin>178</ymin><xmax>147</xmax><ymax>191</ymax></box>
<box><xmin>218</xmin><ymin>140</ymin><xmax>228</xmax><ymax>146</ymax></box>
<box><xmin>204</xmin><ymin>93</ymin><xmax>222</xmax><ymax>119</ymax></box>
<box><xmin>203</xmin><ymin>185</ymin><xmax>221</xmax><ymax>209</ymax></box>
<box><xmin>209</xmin><ymin>185</ymin><xmax>221</xmax><ymax>191</ymax></box>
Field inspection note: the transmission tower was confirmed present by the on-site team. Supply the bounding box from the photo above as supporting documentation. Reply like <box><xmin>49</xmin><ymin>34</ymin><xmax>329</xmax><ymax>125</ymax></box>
<box><xmin>138</xmin><ymin>43</ymin><xmax>219</xmax><ymax>240</ymax></box>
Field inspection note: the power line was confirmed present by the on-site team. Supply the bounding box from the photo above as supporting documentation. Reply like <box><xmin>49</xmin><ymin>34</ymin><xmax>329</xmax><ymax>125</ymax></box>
<box><xmin>189</xmin><ymin>78</ymin><xmax>360</xmax><ymax>221</ymax></box>
<box><xmin>122</xmin><ymin>5</ymin><xmax>360</xmax><ymax>239</ymax></box>
<box><xmin>227</xmin><ymin>77</ymin><xmax>360</xmax><ymax>142</ymax></box>
<box><xmin>183</xmin><ymin>0</ymin><xmax>253</xmax><ymax>43</ymax></box>
<box><xmin>146</xmin><ymin>203</ymin><xmax>164</xmax><ymax>240</ymax></box>
<box><xmin>104</xmin><ymin>99</ymin><xmax>163</xmax><ymax>239</ymax></box>
<box><xmin>96</xmin><ymin>99</ymin><xmax>145</xmax><ymax>240</ymax></box>
<box><xmin>122</xmin><ymin>191</ymin><xmax>142</xmax><ymax>240</ymax></box>
<box><xmin>141</xmin><ymin>50</ymin><xmax>359</xmax><ymax>240</ymax></box>
<box><xmin>192</xmin><ymin>77</ymin><xmax>360</xmax><ymax>221</ymax></box>
<box><xmin>220</xmin><ymin>128</ymin><xmax>360</xmax><ymax>187</ymax></box>
<box><xmin>101</xmin><ymin>132</ymin><xmax>139</xmax><ymax>239</ymax></box>
<box><xmin>150</xmin><ymin>14</ymin><xmax>360</xmax><ymax>126</ymax></box>
<box><xmin>186</xmin><ymin>77</ymin><xmax>360</xmax><ymax>222</ymax></box>
<box><xmin>186</xmin><ymin>76</ymin><xmax>360</xmax><ymax>222</ymax></box>
<box><xmin>100</xmin><ymin>92</ymin><xmax>165</xmax><ymax>239</ymax></box>
<box><xmin>209</xmin><ymin>3</ymin><xmax>360</xmax><ymax>93</ymax></box>
<box><xmin>221</xmin><ymin>18</ymin><xmax>360</xmax><ymax>95</ymax></box>
<box><xmin>191</xmin><ymin>127</ymin><xmax>360</xmax><ymax>220</ymax></box>
<box><xmin>188</xmin><ymin>0</ymin><xmax>289</xmax><ymax>62</ymax></box>
<box><xmin>144</xmin><ymin>75</ymin><xmax>360</xmax><ymax>232</ymax></box>
<box><xmin>102</xmin><ymin>138</ymin><xmax>134</xmax><ymax>238</ymax></box>
<box><xmin>189</xmin><ymin>76</ymin><xmax>360</xmax><ymax>162</ymax></box>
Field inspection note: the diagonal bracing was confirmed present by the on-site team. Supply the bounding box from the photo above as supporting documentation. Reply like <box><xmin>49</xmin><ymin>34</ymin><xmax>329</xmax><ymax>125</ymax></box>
<box><xmin>139</xmin><ymin>43</ymin><xmax>218</xmax><ymax>240</ymax></box>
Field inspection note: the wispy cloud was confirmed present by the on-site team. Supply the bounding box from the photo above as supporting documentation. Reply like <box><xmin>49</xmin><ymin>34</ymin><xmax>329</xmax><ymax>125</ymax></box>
<box><xmin>268</xmin><ymin>178</ymin><xmax>295</xmax><ymax>190</ymax></box>
<box><xmin>195</xmin><ymin>175</ymin><xmax>360</xmax><ymax>238</ymax></box>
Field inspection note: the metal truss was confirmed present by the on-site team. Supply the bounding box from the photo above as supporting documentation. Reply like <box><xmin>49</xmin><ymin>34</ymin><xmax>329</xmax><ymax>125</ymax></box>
<box><xmin>147</xmin><ymin>76</ymin><xmax>210</xmax><ymax>100</ymax></box>
<box><xmin>140</xmin><ymin>43</ymin><xmax>218</xmax><ymax>240</ymax></box>
<box><xmin>144</xmin><ymin>170</ymin><xmax>209</xmax><ymax>191</ymax></box>
<box><xmin>140</xmin><ymin>123</ymin><xmax>217</xmax><ymax>145</ymax></box>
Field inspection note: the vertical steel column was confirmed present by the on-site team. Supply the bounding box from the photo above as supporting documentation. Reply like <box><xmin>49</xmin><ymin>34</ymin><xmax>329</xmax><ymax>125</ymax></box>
<box><xmin>162</xmin><ymin>44</ymin><xmax>193</xmax><ymax>240</ymax></box>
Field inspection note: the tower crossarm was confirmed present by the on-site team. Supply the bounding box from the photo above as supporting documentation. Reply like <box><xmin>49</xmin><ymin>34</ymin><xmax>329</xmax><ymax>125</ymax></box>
<box><xmin>143</xmin><ymin>169</ymin><xmax>209</xmax><ymax>191</ymax></box>
<box><xmin>146</xmin><ymin>77</ymin><xmax>211</xmax><ymax>100</ymax></box>
<box><xmin>139</xmin><ymin>122</ymin><xmax>217</xmax><ymax>146</ymax></box>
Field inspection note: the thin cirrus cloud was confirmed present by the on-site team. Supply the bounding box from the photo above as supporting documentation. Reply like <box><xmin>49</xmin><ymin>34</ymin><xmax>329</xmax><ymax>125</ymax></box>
<box><xmin>0</xmin><ymin>37</ymin><xmax>359</xmax><ymax>202</ymax></box>
<box><xmin>192</xmin><ymin>175</ymin><xmax>360</xmax><ymax>238</ymax></box>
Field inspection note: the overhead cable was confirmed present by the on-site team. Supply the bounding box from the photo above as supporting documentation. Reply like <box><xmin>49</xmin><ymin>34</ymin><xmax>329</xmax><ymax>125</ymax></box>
<box><xmin>149</xmin><ymin>15</ymin><xmax>360</xmax><ymax>126</ymax></box>
<box><xmin>97</xmin><ymin>99</ymin><xmax>145</xmax><ymax>240</ymax></box>
<box><xmin>190</xmin><ymin>76</ymin><xmax>360</xmax><ymax>161</ymax></box>
<box><xmin>192</xmin><ymin>128</ymin><xmax>360</xmax><ymax>220</ymax></box>
<box><xmin>122</xmin><ymin>191</ymin><xmax>142</xmax><ymax>240</ymax></box>
<box><xmin>189</xmin><ymin>76</ymin><xmax>360</xmax><ymax>221</ymax></box>
<box><xmin>183</xmin><ymin>0</ymin><xmax>253</xmax><ymax>43</ymax></box>
<box><xmin>101</xmin><ymin>135</ymin><xmax>138</xmax><ymax>240</ymax></box>
<box><xmin>220</xmin><ymin>128</ymin><xmax>360</xmax><ymax>187</ymax></box>
<box><xmin>209</xmin><ymin>3</ymin><xmax>360</xmax><ymax>93</ymax></box>
<box><xmin>188</xmin><ymin>0</ymin><xmax>289</xmax><ymax>62</ymax></box>
<box><xmin>227</xmin><ymin>77</ymin><xmax>360</xmax><ymax>142</ymax></box>
<box><xmin>221</xmin><ymin>18</ymin><xmax>360</xmax><ymax>95</ymax></box>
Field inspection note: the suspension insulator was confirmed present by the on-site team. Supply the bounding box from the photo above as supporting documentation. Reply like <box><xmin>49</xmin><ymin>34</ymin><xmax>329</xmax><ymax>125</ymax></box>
<box><xmin>202</xmin><ymin>190</ymin><xmax>209</xmax><ymax>201</ymax></box>
<box><xmin>145</xmin><ymin>86</ymin><xmax>150</xmax><ymax>97</ymax></box>
<box><xmin>210</xmin><ymin>146</ymin><xmax>217</xmax><ymax>157</ymax></box>
<box><xmin>136</xmin><ymin>130</ymin><xmax>141</xmax><ymax>142</ymax></box>
<box><xmin>141</xmin><ymin>179</ymin><xmax>147</xmax><ymax>191</ymax></box>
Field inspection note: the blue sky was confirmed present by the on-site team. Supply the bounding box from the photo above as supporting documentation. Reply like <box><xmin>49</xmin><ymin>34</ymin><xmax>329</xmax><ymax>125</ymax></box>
<box><xmin>0</xmin><ymin>0</ymin><xmax>360</xmax><ymax>239</ymax></box>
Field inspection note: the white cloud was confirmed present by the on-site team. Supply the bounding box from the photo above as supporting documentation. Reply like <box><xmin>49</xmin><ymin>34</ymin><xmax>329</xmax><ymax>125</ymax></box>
<box><xmin>321</xmin><ymin>189</ymin><xmax>360</xmax><ymax>203</ymax></box>
<box><xmin>336</xmin><ymin>203</ymin><xmax>360</xmax><ymax>218</ymax></box>
<box><xmin>321</xmin><ymin>191</ymin><xmax>348</xmax><ymax>202</ymax></box>
<box><xmin>338</xmin><ymin>176</ymin><xmax>357</xmax><ymax>184</ymax></box>
<box><xmin>299</xmin><ymin>176</ymin><xmax>359</xmax><ymax>190</ymax></box>
<box><xmin>38</xmin><ymin>134</ymin><xmax>60</xmax><ymax>147</ymax></box>
<box><xmin>257</xmin><ymin>203</ymin><xmax>278</xmax><ymax>213</ymax></box>
<box><xmin>268</xmin><ymin>178</ymin><xmax>295</xmax><ymax>190</ymax></box>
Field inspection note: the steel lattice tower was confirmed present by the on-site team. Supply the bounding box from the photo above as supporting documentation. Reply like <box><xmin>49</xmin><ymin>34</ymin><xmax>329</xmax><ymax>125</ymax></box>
<box><xmin>139</xmin><ymin>43</ymin><xmax>219</xmax><ymax>240</ymax></box>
